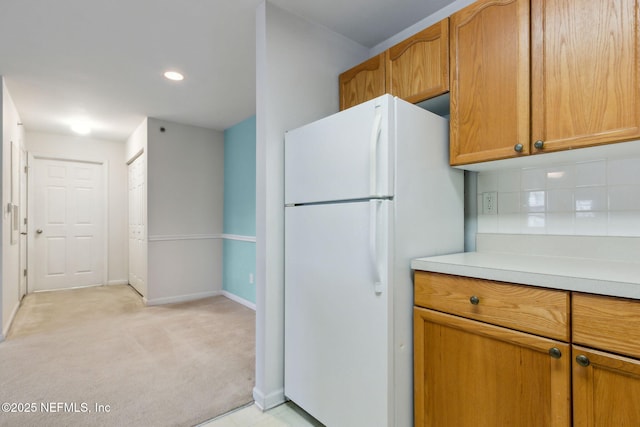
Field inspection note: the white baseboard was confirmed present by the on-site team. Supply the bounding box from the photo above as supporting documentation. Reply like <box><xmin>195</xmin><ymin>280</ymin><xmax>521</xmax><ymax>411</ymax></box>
<box><xmin>144</xmin><ymin>290</ymin><xmax>222</xmax><ymax>306</ymax></box>
<box><xmin>2</xmin><ymin>300</ymin><xmax>21</xmax><ymax>339</ymax></box>
<box><xmin>253</xmin><ymin>387</ymin><xmax>285</xmax><ymax>411</ymax></box>
<box><xmin>107</xmin><ymin>279</ymin><xmax>129</xmax><ymax>286</ymax></box>
<box><xmin>221</xmin><ymin>291</ymin><xmax>256</xmax><ymax>311</ymax></box>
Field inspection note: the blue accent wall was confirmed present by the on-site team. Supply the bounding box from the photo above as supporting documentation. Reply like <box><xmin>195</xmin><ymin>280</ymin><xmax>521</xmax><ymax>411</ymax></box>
<box><xmin>223</xmin><ymin>116</ymin><xmax>256</xmax><ymax>304</ymax></box>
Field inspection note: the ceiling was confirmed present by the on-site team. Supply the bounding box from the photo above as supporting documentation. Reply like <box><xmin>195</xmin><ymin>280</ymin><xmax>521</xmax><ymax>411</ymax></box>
<box><xmin>0</xmin><ymin>0</ymin><xmax>454</xmax><ymax>141</ymax></box>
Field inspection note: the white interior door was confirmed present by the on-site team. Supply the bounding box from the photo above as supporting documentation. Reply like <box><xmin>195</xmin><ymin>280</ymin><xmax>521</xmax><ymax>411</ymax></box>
<box><xmin>31</xmin><ymin>157</ymin><xmax>105</xmax><ymax>291</ymax></box>
<box><xmin>128</xmin><ymin>153</ymin><xmax>146</xmax><ymax>296</ymax></box>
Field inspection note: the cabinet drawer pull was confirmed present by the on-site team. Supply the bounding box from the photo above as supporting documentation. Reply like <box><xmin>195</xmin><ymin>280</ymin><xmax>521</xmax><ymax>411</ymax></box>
<box><xmin>576</xmin><ymin>355</ymin><xmax>590</xmax><ymax>367</ymax></box>
<box><xmin>534</xmin><ymin>140</ymin><xmax>544</xmax><ymax>149</ymax></box>
<box><xmin>469</xmin><ymin>295</ymin><xmax>480</xmax><ymax>305</ymax></box>
<box><xmin>548</xmin><ymin>347</ymin><xmax>562</xmax><ymax>359</ymax></box>
<box><xmin>514</xmin><ymin>143</ymin><xmax>524</xmax><ymax>153</ymax></box>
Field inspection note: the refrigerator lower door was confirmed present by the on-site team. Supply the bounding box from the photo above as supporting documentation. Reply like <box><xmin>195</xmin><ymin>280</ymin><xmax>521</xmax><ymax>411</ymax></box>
<box><xmin>284</xmin><ymin>200</ymin><xmax>391</xmax><ymax>427</ymax></box>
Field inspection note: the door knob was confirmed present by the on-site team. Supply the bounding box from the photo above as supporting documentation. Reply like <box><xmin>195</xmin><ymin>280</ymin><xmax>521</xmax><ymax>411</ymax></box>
<box><xmin>36</xmin><ymin>229</ymin><xmax>43</xmax><ymax>234</ymax></box>
<box><xmin>548</xmin><ymin>347</ymin><xmax>562</xmax><ymax>359</ymax></box>
<box><xmin>576</xmin><ymin>355</ymin><xmax>590</xmax><ymax>367</ymax></box>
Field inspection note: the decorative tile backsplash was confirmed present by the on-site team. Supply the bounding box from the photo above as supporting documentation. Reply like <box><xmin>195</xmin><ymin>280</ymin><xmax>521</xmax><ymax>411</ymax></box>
<box><xmin>476</xmin><ymin>157</ymin><xmax>640</xmax><ymax>236</ymax></box>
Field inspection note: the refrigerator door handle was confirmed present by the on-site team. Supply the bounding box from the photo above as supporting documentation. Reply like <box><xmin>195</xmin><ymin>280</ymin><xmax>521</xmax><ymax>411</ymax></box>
<box><xmin>369</xmin><ymin>200</ymin><xmax>383</xmax><ymax>295</ymax></box>
<box><xmin>369</xmin><ymin>105</ymin><xmax>383</xmax><ymax>197</ymax></box>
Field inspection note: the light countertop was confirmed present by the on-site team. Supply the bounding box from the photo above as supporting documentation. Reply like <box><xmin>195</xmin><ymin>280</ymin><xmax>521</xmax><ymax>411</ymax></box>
<box><xmin>411</xmin><ymin>252</ymin><xmax>640</xmax><ymax>300</ymax></box>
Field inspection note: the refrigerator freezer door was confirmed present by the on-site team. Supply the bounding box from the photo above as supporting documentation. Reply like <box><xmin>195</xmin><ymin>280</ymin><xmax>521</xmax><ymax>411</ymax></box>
<box><xmin>284</xmin><ymin>94</ymin><xmax>394</xmax><ymax>205</ymax></box>
<box><xmin>284</xmin><ymin>201</ymin><xmax>391</xmax><ymax>427</ymax></box>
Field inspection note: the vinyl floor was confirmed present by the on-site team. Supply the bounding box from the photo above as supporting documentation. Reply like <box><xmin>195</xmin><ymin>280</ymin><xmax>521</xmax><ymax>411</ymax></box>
<box><xmin>201</xmin><ymin>402</ymin><xmax>324</xmax><ymax>427</ymax></box>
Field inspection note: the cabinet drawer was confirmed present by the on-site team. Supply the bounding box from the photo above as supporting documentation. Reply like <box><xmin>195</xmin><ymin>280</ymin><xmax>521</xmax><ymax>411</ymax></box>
<box><xmin>573</xmin><ymin>293</ymin><xmax>640</xmax><ymax>359</ymax></box>
<box><xmin>414</xmin><ymin>272</ymin><xmax>570</xmax><ymax>341</ymax></box>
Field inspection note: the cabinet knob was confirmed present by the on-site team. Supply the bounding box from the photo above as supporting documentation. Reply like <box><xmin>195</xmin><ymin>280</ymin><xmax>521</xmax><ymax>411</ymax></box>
<box><xmin>514</xmin><ymin>143</ymin><xmax>524</xmax><ymax>153</ymax></box>
<box><xmin>534</xmin><ymin>140</ymin><xmax>544</xmax><ymax>149</ymax></box>
<box><xmin>576</xmin><ymin>355</ymin><xmax>590</xmax><ymax>367</ymax></box>
<box><xmin>469</xmin><ymin>295</ymin><xmax>480</xmax><ymax>305</ymax></box>
<box><xmin>36</xmin><ymin>229</ymin><xmax>43</xmax><ymax>234</ymax></box>
<box><xmin>548</xmin><ymin>347</ymin><xmax>562</xmax><ymax>359</ymax></box>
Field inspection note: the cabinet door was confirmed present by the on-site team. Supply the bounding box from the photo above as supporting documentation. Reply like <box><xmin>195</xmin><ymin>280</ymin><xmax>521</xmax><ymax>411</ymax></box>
<box><xmin>414</xmin><ymin>307</ymin><xmax>571</xmax><ymax>427</ymax></box>
<box><xmin>572</xmin><ymin>345</ymin><xmax>640</xmax><ymax>426</ymax></box>
<box><xmin>531</xmin><ymin>0</ymin><xmax>640</xmax><ymax>153</ymax></box>
<box><xmin>387</xmin><ymin>19</ymin><xmax>449</xmax><ymax>104</ymax></box>
<box><xmin>339</xmin><ymin>52</ymin><xmax>386</xmax><ymax>111</ymax></box>
<box><xmin>449</xmin><ymin>0</ymin><xmax>530</xmax><ymax>165</ymax></box>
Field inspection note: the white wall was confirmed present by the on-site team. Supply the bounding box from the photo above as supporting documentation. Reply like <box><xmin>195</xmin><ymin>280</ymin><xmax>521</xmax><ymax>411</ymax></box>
<box><xmin>370</xmin><ymin>0</ymin><xmax>477</xmax><ymax>55</ymax></box>
<box><xmin>126</xmin><ymin>117</ymin><xmax>147</xmax><ymax>161</ymax></box>
<box><xmin>145</xmin><ymin>118</ymin><xmax>224</xmax><ymax>305</ymax></box>
<box><xmin>254</xmin><ymin>1</ymin><xmax>370</xmax><ymax>409</ymax></box>
<box><xmin>26</xmin><ymin>131</ymin><xmax>129</xmax><ymax>285</ymax></box>
<box><xmin>1</xmin><ymin>77</ymin><xmax>23</xmax><ymax>339</ymax></box>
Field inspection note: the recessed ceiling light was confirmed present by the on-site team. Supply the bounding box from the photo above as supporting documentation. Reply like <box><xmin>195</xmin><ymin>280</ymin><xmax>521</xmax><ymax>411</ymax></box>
<box><xmin>164</xmin><ymin>70</ymin><xmax>184</xmax><ymax>81</ymax></box>
<box><xmin>70</xmin><ymin>121</ymin><xmax>91</xmax><ymax>135</ymax></box>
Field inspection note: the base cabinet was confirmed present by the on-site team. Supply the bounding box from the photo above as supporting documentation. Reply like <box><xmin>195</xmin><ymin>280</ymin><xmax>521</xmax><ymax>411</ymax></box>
<box><xmin>571</xmin><ymin>292</ymin><xmax>640</xmax><ymax>426</ymax></box>
<box><xmin>572</xmin><ymin>346</ymin><xmax>640</xmax><ymax>426</ymax></box>
<box><xmin>414</xmin><ymin>272</ymin><xmax>640</xmax><ymax>426</ymax></box>
<box><xmin>414</xmin><ymin>272</ymin><xmax>571</xmax><ymax>426</ymax></box>
<box><xmin>414</xmin><ymin>307</ymin><xmax>570</xmax><ymax>426</ymax></box>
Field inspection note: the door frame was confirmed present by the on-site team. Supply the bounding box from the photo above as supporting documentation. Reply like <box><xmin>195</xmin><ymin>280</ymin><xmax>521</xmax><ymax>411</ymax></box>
<box><xmin>19</xmin><ymin>146</ymin><xmax>28</xmax><ymax>299</ymax></box>
<box><xmin>27</xmin><ymin>152</ymin><xmax>109</xmax><ymax>293</ymax></box>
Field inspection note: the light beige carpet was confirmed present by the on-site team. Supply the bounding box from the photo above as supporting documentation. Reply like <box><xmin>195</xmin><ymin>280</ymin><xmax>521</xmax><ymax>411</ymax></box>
<box><xmin>0</xmin><ymin>285</ymin><xmax>255</xmax><ymax>427</ymax></box>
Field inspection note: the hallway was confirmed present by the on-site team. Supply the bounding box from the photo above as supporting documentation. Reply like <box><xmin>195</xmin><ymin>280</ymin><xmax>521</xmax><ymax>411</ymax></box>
<box><xmin>1</xmin><ymin>286</ymin><xmax>255</xmax><ymax>427</ymax></box>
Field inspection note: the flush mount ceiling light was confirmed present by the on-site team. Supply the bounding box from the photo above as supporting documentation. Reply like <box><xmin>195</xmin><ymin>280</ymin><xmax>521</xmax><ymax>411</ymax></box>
<box><xmin>70</xmin><ymin>121</ymin><xmax>91</xmax><ymax>135</ymax></box>
<box><xmin>164</xmin><ymin>70</ymin><xmax>184</xmax><ymax>81</ymax></box>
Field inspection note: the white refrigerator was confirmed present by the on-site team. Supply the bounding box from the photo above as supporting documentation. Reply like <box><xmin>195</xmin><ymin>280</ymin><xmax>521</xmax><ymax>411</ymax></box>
<box><xmin>284</xmin><ymin>94</ymin><xmax>463</xmax><ymax>427</ymax></box>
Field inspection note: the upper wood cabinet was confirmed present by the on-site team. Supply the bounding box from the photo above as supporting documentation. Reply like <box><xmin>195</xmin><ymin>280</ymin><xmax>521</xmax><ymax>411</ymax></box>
<box><xmin>449</xmin><ymin>0</ymin><xmax>531</xmax><ymax>165</ymax></box>
<box><xmin>386</xmin><ymin>19</ymin><xmax>449</xmax><ymax>104</ymax></box>
<box><xmin>450</xmin><ymin>0</ymin><xmax>640</xmax><ymax>165</ymax></box>
<box><xmin>531</xmin><ymin>0</ymin><xmax>640</xmax><ymax>154</ymax></box>
<box><xmin>339</xmin><ymin>53</ymin><xmax>386</xmax><ymax>111</ymax></box>
<box><xmin>339</xmin><ymin>19</ymin><xmax>449</xmax><ymax>111</ymax></box>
